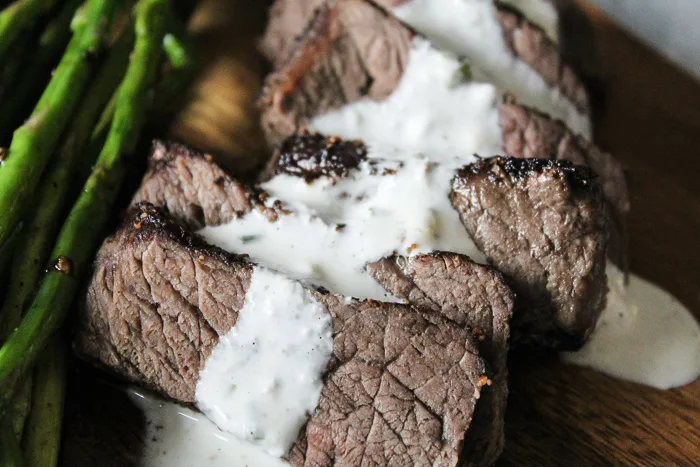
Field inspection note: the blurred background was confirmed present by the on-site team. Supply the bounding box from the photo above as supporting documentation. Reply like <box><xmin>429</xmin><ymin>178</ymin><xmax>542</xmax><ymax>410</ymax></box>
<box><xmin>590</xmin><ymin>0</ymin><xmax>700</xmax><ymax>80</ymax></box>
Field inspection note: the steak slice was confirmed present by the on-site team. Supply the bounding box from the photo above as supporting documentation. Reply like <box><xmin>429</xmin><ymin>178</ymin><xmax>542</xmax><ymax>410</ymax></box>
<box><xmin>492</xmin><ymin>1</ymin><xmax>589</xmax><ymax>114</ymax></box>
<box><xmin>132</xmin><ymin>140</ymin><xmax>515</xmax><ymax>464</ymax></box>
<box><xmin>366</xmin><ymin>253</ymin><xmax>512</xmax><ymax>463</ymax></box>
<box><xmin>259</xmin><ymin>0</ymin><xmax>413</xmax><ymax>145</ymax></box>
<box><xmin>451</xmin><ymin>157</ymin><xmax>609</xmax><ymax>348</ymax></box>
<box><xmin>263</xmin><ymin>133</ymin><xmax>608</xmax><ymax>348</ymax></box>
<box><xmin>260</xmin><ymin>0</ymin><xmax>589</xmax><ymax>114</ymax></box>
<box><xmin>260</xmin><ymin>0</ymin><xmax>590</xmax><ymax>112</ymax></box>
<box><xmin>257</xmin><ymin>0</ymin><xmax>628</xmax><ymax>233</ymax></box>
<box><xmin>76</xmin><ymin>202</ymin><xmax>503</xmax><ymax>466</ymax></box>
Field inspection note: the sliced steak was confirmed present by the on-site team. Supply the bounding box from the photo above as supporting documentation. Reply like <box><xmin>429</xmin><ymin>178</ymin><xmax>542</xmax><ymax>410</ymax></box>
<box><xmin>264</xmin><ymin>133</ymin><xmax>608</xmax><ymax>348</ymax></box>
<box><xmin>76</xmin><ymin>202</ymin><xmax>503</xmax><ymax>466</ymax></box>
<box><xmin>136</xmin><ymin>138</ymin><xmax>603</xmax><ymax>351</ymax></box>
<box><xmin>451</xmin><ymin>157</ymin><xmax>609</xmax><ymax>348</ymax></box>
<box><xmin>261</xmin><ymin>0</ymin><xmax>589</xmax><ymax>114</ymax></box>
<box><xmin>366</xmin><ymin>253</ymin><xmax>513</xmax><ymax>463</ymax></box>
<box><xmin>257</xmin><ymin>0</ymin><xmax>628</xmax><ymax>232</ymax></box>
<box><xmin>259</xmin><ymin>0</ymin><xmax>413</xmax><ymax>144</ymax></box>
<box><xmin>132</xmin><ymin>140</ymin><xmax>514</xmax><ymax>464</ymax></box>
<box><xmin>492</xmin><ymin>1</ymin><xmax>589</xmax><ymax>113</ymax></box>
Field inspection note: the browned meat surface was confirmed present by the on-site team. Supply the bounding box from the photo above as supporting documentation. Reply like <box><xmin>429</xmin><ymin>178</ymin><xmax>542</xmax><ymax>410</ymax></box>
<box><xmin>257</xmin><ymin>1</ymin><xmax>628</xmax><ymax>235</ymax></box>
<box><xmin>135</xmin><ymin>138</ymin><xmax>606</xmax><ymax>350</ymax></box>
<box><xmin>76</xmin><ymin>202</ymin><xmax>507</xmax><ymax>466</ymax></box>
<box><xmin>259</xmin><ymin>0</ymin><xmax>413</xmax><ymax>146</ymax></box>
<box><xmin>261</xmin><ymin>0</ymin><xmax>589</xmax><ymax>114</ymax></box>
<box><xmin>451</xmin><ymin>157</ymin><xmax>609</xmax><ymax>348</ymax></box>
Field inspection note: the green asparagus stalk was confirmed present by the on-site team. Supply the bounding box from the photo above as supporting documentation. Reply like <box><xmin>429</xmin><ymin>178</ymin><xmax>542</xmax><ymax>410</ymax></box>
<box><xmin>21</xmin><ymin>337</ymin><xmax>65</xmax><ymax>467</ymax></box>
<box><xmin>0</xmin><ymin>0</ymin><xmax>57</xmax><ymax>63</ymax></box>
<box><xmin>0</xmin><ymin>22</ymin><xmax>133</xmax><ymax>343</ymax></box>
<box><xmin>8</xmin><ymin>375</ymin><xmax>31</xmax><ymax>439</ymax></box>
<box><xmin>0</xmin><ymin>0</ymin><xmax>170</xmax><ymax>405</ymax></box>
<box><xmin>0</xmin><ymin>25</ymin><xmax>133</xmax><ymax>444</ymax></box>
<box><xmin>0</xmin><ymin>419</ymin><xmax>23</xmax><ymax>467</ymax></box>
<box><xmin>151</xmin><ymin>19</ymin><xmax>196</xmax><ymax>116</ymax></box>
<box><xmin>0</xmin><ymin>0</ymin><xmax>117</xmax><ymax>255</ymax></box>
<box><xmin>0</xmin><ymin>0</ymin><xmax>83</xmax><ymax>142</ymax></box>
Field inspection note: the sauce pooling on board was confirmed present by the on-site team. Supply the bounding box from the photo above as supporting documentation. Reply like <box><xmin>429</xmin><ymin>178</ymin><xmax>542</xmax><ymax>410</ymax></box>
<box><xmin>130</xmin><ymin>389</ymin><xmax>287</xmax><ymax>467</ymax></box>
<box><xmin>563</xmin><ymin>264</ymin><xmax>700</xmax><ymax>389</ymax></box>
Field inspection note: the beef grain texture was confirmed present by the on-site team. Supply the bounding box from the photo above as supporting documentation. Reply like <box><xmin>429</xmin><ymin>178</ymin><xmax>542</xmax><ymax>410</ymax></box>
<box><xmin>366</xmin><ymin>253</ymin><xmax>513</xmax><ymax>463</ymax></box>
<box><xmin>137</xmin><ymin>137</ymin><xmax>609</xmax><ymax>349</ymax></box>
<box><xmin>257</xmin><ymin>0</ymin><xmax>629</xmax><ymax>235</ymax></box>
<box><xmin>132</xmin><ymin>139</ymin><xmax>515</xmax><ymax>465</ymax></box>
<box><xmin>260</xmin><ymin>0</ymin><xmax>589</xmax><ymax>113</ymax></box>
<box><xmin>76</xmin><ymin>202</ymin><xmax>506</xmax><ymax>466</ymax></box>
<box><xmin>451</xmin><ymin>157</ymin><xmax>609</xmax><ymax>348</ymax></box>
<box><xmin>259</xmin><ymin>0</ymin><xmax>413</xmax><ymax>145</ymax></box>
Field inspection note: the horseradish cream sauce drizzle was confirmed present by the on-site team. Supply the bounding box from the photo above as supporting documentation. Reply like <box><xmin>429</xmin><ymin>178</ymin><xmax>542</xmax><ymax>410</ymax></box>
<box><xmin>201</xmin><ymin>155</ymin><xmax>486</xmax><ymax>302</ymax></box>
<box><xmin>201</xmin><ymin>40</ymin><xmax>499</xmax><ymax>301</ymax></box>
<box><xmin>563</xmin><ymin>264</ymin><xmax>700</xmax><ymax>389</ymax></box>
<box><xmin>391</xmin><ymin>0</ymin><xmax>591</xmax><ymax>138</ymax></box>
<box><xmin>129</xmin><ymin>389</ymin><xmax>287</xmax><ymax>467</ymax></box>
<box><xmin>195</xmin><ymin>267</ymin><xmax>333</xmax><ymax>457</ymax></box>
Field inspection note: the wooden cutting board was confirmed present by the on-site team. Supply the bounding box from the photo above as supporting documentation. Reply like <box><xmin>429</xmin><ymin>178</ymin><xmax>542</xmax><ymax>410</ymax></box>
<box><xmin>60</xmin><ymin>0</ymin><xmax>700</xmax><ymax>465</ymax></box>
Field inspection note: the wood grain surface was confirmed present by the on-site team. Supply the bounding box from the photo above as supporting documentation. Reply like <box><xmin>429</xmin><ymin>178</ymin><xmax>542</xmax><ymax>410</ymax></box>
<box><xmin>60</xmin><ymin>0</ymin><xmax>700</xmax><ymax>465</ymax></box>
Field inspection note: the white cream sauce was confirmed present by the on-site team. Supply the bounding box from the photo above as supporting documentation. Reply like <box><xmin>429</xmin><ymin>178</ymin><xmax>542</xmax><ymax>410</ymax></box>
<box><xmin>195</xmin><ymin>267</ymin><xmax>333</xmax><ymax>457</ymax></box>
<box><xmin>129</xmin><ymin>389</ymin><xmax>288</xmax><ymax>467</ymax></box>
<box><xmin>563</xmin><ymin>264</ymin><xmax>700</xmax><ymax>389</ymax></box>
<box><xmin>391</xmin><ymin>0</ymin><xmax>591</xmax><ymax>138</ymax></box>
<box><xmin>200</xmin><ymin>155</ymin><xmax>485</xmax><ymax>302</ymax></box>
<box><xmin>499</xmin><ymin>0</ymin><xmax>559</xmax><ymax>42</ymax></box>
<box><xmin>312</xmin><ymin>38</ymin><xmax>502</xmax><ymax>163</ymax></box>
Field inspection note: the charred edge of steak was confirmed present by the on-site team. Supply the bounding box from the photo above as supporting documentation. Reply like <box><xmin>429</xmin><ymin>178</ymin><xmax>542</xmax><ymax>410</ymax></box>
<box><xmin>148</xmin><ymin>139</ymin><xmax>214</xmax><ymax>169</ymax></box>
<box><xmin>498</xmin><ymin>101</ymin><xmax>629</xmax><ymax>215</ymax></box>
<box><xmin>270</xmin><ymin>129</ymin><xmax>368</xmax><ymax>181</ymax></box>
<box><xmin>456</xmin><ymin>156</ymin><xmax>598</xmax><ymax>194</ymax></box>
<box><xmin>452</xmin><ymin>156</ymin><xmax>608</xmax><ymax>350</ymax></box>
<box><xmin>127</xmin><ymin>202</ymin><xmax>250</xmax><ymax>266</ymax></box>
<box><xmin>135</xmin><ymin>139</ymin><xmax>282</xmax><ymax>229</ymax></box>
<box><xmin>494</xmin><ymin>1</ymin><xmax>590</xmax><ymax>115</ymax></box>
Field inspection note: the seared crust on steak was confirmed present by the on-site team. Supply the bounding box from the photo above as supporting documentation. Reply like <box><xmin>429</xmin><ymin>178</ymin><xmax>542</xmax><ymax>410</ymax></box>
<box><xmin>451</xmin><ymin>157</ymin><xmax>609</xmax><ymax>348</ymax></box>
